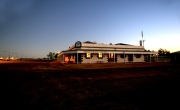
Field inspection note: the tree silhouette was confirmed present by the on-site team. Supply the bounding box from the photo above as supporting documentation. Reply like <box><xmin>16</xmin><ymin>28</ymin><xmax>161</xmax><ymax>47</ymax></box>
<box><xmin>47</xmin><ymin>52</ymin><xmax>56</xmax><ymax>59</ymax></box>
<box><xmin>158</xmin><ymin>48</ymin><xmax>170</xmax><ymax>56</ymax></box>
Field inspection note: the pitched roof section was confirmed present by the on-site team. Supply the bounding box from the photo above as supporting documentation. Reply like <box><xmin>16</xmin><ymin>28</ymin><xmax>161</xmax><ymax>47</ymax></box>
<box><xmin>115</xmin><ymin>43</ymin><xmax>133</xmax><ymax>46</ymax></box>
<box><xmin>66</xmin><ymin>41</ymin><xmax>144</xmax><ymax>51</ymax></box>
<box><xmin>83</xmin><ymin>41</ymin><xmax>95</xmax><ymax>44</ymax></box>
<box><xmin>81</xmin><ymin>42</ymin><xmax>143</xmax><ymax>49</ymax></box>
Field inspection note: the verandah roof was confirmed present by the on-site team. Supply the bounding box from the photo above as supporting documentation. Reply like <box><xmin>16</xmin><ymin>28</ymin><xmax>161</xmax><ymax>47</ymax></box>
<box><xmin>61</xmin><ymin>50</ymin><xmax>157</xmax><ymax>54</ymax></box>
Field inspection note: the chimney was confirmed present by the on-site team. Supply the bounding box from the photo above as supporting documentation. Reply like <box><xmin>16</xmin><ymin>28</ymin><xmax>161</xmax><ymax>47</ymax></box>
<box><xmin>139</xmin><ymin>40</ymin><xmax>142</xmax><ymax>46</ymax></box>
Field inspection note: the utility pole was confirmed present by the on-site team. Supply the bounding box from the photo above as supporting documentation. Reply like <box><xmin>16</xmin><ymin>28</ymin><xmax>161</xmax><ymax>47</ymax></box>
<box><xmin>4</xmin><ymin>51</ymin><xmax>10</xmax><ymax>60</ymax></box>
<box><xmin>12</xmin><ymin>52</ymin><xmax>18</xmax><ymax>58</ymax></box>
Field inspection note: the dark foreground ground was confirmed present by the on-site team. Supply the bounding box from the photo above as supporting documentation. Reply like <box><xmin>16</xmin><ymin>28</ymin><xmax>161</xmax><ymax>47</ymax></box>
<box><xmin>1</xmin><ymin>61</ymin><xmax>180</xmax><ymax>110</ymax></box>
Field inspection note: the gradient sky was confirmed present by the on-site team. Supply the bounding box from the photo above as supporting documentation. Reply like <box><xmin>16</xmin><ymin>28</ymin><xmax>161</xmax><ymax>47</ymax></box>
<box><xmin>0</xmin><ymin>0</ymin><xmax>180</xmax><ymax>58</ymax></box>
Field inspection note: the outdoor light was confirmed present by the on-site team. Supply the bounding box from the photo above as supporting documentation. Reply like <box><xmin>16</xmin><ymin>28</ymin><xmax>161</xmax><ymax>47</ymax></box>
<box><xmin>0</xmin><ymin>57</ymin><xmax>4</xmax><ymax>60</ymax></box>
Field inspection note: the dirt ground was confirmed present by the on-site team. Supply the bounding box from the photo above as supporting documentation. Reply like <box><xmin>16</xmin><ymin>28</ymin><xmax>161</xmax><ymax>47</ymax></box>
<box><xmin>1</xmin><ymin>61</ymin><xmax>180</xmax><ymax>110</ymax></box>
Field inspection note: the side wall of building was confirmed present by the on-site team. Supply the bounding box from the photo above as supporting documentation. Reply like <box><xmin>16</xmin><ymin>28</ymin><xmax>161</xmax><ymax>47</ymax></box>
<box><xmin>57</xmin><ymin>55</ymin><xmax>64</xmax><ymax>62</ymax></box>
<box><xmin>64</xmin><ymin>54</ymin><xmax>76</xmax><ymax>63</ymax></box>
<box><xmin>57</xmin><ymin>54</ymin><xmax>76</xmax><ymax>63</ymax></box>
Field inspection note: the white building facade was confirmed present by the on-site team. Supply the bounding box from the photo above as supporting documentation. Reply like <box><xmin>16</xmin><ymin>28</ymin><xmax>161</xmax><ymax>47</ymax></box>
<box><xmin>57</xmin><ymin>41</ymin><xmax>158</xmax><ymax>64</ymax></box>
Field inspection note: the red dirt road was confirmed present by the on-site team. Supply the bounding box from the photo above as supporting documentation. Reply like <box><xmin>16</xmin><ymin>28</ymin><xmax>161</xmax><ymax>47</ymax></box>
<box><xmin>1</xmin><ymin>61</ymin><xmax>180</xmax><ymax>109</ymax></box>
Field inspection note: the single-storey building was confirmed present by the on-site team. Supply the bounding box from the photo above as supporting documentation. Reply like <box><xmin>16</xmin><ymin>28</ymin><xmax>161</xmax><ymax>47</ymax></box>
<box><xmin>57</xmin><ymin>41</ymin><xmax>158</xmax><ymax>64</ymax></box>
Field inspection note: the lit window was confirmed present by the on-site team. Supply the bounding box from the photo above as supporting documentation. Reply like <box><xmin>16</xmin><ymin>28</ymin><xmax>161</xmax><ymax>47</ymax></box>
<box><xmin>86</xmin><ymin>53</ymin><xmax>91</xmax><ymax>58</ymax></box>
<box><xmin>99</xmin><ymin>52</ymin><xmax>102</xmax><ymax>58</ymax></box>
<box><xmin>111</xmin><ymin>53</ymin><xmax>113</xmax><ymax>58</ymax></box>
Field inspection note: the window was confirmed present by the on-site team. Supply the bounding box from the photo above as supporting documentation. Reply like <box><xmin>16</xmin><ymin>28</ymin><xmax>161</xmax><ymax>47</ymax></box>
<box><xmin>86</xmin><ymin>52</ymin><xmax>91</xmax><ymax>58</ymax></box>
<box><xmin>109</xmin><ymin>53</ymin><xmax>114</xmax><ymax>58</ymax></box>
<box><xmin>135</xmin><ymin>54</ymin><xmax>141</xmax><ymax>58</ymax></box>
<box><xmin>120</xmin><ymin>54</ymin><xmax>126</xmax><ymax>58</ymax></box>
<box><xmin>98</xmin><ymin>52</ymin><xmax>103</xmax><ymax>59</ymax></box>
<box><xmin>128</xmin><ymin>54</ymin><xmax>133</xmax><ymax>61</ymax></box>
<box><xmin>99</xmin><ymin>52</ymin><xmax>102</xmax><ymax>58</ymax></box>
<box><xmin>111</xmin><ymin>53</ymin><xmax>114</xmax><ymax>58</ymax></box>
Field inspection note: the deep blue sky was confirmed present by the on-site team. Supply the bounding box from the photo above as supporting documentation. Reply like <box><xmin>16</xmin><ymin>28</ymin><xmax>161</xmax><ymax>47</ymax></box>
<box><xmin>0</xmin><ymin>0</ymin><xmax>180</xmax><ymax>58</ymax></box>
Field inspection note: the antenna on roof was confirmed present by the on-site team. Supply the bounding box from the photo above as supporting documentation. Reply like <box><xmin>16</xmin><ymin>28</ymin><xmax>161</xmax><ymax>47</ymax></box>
<box><xmin>141</xmin><ymin>30</ymin><xmax>145</xmax><ymax>47</ymax></box>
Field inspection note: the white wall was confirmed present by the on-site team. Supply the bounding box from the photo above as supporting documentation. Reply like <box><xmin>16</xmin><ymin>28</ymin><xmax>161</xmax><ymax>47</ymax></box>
<box><xmin>116</xmin><ymin>54</ymin><xmax>144</xmax><ymax>63</ymax></box>
<box><xmin>82</xmin><ymin>54</ymin><xmax>108</xmax><ymax>63</ymax></box>
<box><xmin>133</xmin><ymin>54</ymin><xmax>145</xmax><ymax>62</ymax></box>
<box><xmin>117</xmin><ymin>54</ymin><xmax>128</xmax><ymax>63</ymax></box>
<box><xmin>82</xmin><ymin>54</ymin><xmax>145</xmax><ymax>63</ymax></box>
<box><xmin>58</xmin><ymin>53</ymin><xmax>145</xmax><ymax>63</ymax></box>
<box><xmin>57</xmin><ymin>55</ymin><xmax>64</xmax><ymax>62</ymax></box>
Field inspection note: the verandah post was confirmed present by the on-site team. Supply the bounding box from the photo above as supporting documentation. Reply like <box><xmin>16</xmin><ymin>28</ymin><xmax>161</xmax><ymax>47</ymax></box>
<box><xmin>77</xmin><ymin>52</ymin><xmax>78</xmax><ymax>64</ymax></box>
<box><xmin>124</xmin><ymin>52</ymin><xmax>125</xmax><ymax>63</ymax></box>
<box><xmin>114</xmin><ymin>53</ymin><xmax>115</xmax><ymax>63</ymax></box>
